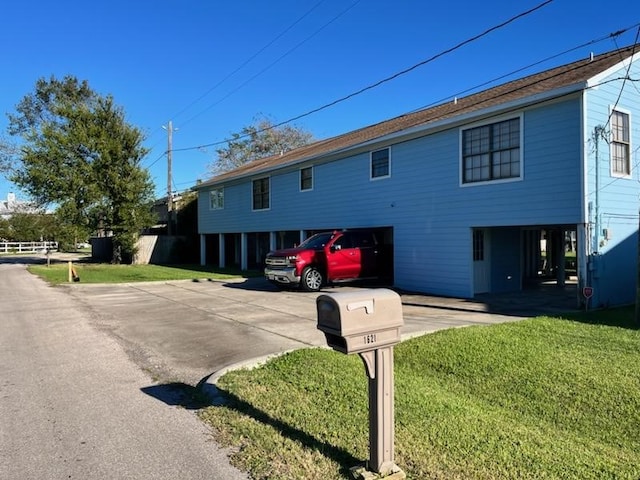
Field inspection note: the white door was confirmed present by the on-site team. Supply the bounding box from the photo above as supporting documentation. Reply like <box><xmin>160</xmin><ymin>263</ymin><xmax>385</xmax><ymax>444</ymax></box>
<box><xmin>473</xmin><ymin>229</ymin><xmax>491</xmax><ymax>294</ymax></box>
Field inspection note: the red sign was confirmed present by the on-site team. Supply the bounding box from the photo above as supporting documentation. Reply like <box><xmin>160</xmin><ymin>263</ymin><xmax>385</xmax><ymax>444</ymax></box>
<box><xmin>583</xmin><ymin>287</ymin><xmax>594</xmax><ymax>299</ymax></box>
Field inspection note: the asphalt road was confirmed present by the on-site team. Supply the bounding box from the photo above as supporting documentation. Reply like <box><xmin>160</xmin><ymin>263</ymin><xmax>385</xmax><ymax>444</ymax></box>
<box><xmin>0</xmin><ymin>262</ymin><xmax>248</xmax><ymax>480</ymax></box>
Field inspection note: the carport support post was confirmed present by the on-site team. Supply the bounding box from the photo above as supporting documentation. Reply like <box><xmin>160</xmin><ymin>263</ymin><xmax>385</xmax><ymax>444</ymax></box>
<box><xmin>199</xmin><ymin>234</ymin><xmax>206</xmax><ymax>266</ymax></box>
<box><xmin>240</xmin><ymin>233</ymin><xmax>248</xmax><ymax>271</ymax></box>
<box><xmin>218</xmin><ymin>233</ymin><xmax>225</xmax><ymax>269</ymax></box>
<box><xmin>357</xmin><ymin>346</ymin><xmax>405</xmax><ymax>479</ymax></box>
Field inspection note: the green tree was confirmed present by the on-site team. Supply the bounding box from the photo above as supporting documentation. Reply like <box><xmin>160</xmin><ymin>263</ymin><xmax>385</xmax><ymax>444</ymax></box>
<box><xmin>0</xmin><ymin>216</ymin><xmax>10</xmax><ymax>240</ymax></box>
<box><xmin>210</xmin><ymin>116</ymin><xmax>314</xmax><ymax>175</ymax></box>
<box><xmin>5</xmin><ymin>75</ymin><xmax>155</xmax><ymax>263</ymax></box>
<box><xmin>7</xmin><ymin>212</ymin><xmax>47</xmax><ymax>241</ymax></box>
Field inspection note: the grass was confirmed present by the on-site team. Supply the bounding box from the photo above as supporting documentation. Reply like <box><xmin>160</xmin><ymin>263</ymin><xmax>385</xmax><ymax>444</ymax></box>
<box><xmin>27</xmin><ymin>262</ymin><xmax>259</xmax><ymax>284</ymax></box>
<box><xmin>200</xmin><ymin>308</ymin><xmax>640</xmax><ymax>480</ymax></box>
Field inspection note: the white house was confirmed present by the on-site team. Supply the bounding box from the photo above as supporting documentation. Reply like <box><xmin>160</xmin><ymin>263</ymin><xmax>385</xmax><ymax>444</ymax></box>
<box><xmin>0</xmin><ymin>193</ymin><xmax>38</xmax><ymax>219</ymax></box>
<box><xmin>195</xmin><ymin>44</ymin><xmax>640</xmax><ymax>309</ymax></box>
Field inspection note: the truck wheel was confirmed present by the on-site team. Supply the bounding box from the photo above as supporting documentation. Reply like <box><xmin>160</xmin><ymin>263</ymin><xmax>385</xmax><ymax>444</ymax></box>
<box><xmin>301</xmin><ymin>267</ymin><xmax>323</xmax><ymax>292</ymax></box>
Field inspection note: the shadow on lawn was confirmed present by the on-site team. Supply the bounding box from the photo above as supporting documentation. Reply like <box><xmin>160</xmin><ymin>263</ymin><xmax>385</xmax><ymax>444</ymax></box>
<box><xmin>207</xmin><ymin>385</ymin><xmax>360</xmax><ymax>478</ymax></box>
<box><xmin>559</xmin><ymin>305</ymin><xmax>639</xmax><ymax>330</ymax></box>
<box><xmin>142</xmin><ymin>379</ymin><xmax>360</xmax><ymax>478</ymax></box>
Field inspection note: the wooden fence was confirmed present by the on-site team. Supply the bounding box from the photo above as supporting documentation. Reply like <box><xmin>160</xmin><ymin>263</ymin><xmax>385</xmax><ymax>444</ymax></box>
<box><xmin>0</xmin><ymin>241</ymin><xmax>58</xmax><ymax>254</ymax></box>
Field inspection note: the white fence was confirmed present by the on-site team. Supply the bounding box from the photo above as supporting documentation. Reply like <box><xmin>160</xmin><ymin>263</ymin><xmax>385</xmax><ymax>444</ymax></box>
<box><xmin>0</xmin><ymin>241</ymin><xmax>58</xmax><ymax>254</ymax></box>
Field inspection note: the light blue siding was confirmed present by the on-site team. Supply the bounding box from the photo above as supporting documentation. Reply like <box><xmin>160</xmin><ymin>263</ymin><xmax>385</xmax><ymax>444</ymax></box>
<box><xmin>583</xmin><ymin>59</ymin><xmax>640</xmax><ymax>307</ymax></box>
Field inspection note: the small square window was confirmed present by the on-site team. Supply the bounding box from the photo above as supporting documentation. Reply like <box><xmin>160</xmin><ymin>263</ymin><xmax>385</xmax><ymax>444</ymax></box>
<box><xmin>209</xmin><ymin>188</ymin><xmax>224</xmax><ymax>210</ymax></box>
<box><xmin>300</xmin><ymin>166</ymin><xmax>313</xmax><ymax>191</ymax></box>
<box><xmin>371</xmin><ymin>148</ymin><xmax>390</xmax><ymax>179</ymax></box>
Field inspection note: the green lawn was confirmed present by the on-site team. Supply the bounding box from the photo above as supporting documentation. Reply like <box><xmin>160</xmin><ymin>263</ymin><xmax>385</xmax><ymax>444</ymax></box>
<box><xmin>200</xmin><ymin>309</ymin><xmax>640</xmax><ymax>480</ymax></box>
<box><xmin>28</xmin><ymin>262</ymin><xmax>258</xmax><ymax>284</ymax></box>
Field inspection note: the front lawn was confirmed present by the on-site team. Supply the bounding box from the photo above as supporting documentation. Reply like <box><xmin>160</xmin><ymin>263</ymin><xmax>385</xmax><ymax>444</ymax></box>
<box><xmin>28</xmin><ymin>262</ymin><xmax>258</xmax><ymax>284</ymax></box>
<box><xmin>200</xmin><ymin>309</ymin><xmax>640</xmax><ymax>479</ymax></box>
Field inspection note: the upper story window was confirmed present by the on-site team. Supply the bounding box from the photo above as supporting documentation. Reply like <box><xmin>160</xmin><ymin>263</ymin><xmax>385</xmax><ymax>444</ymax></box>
<box><xmin>611</xmin><ymin>109</ymin><xmax>631</xmax><ymax>176</ymax></box>
<box><xmin>300</xmin><ymin>166</ymin><xmax>313</xmax><ymax>191</ymax></box>
<box><xmin>371</xmin><ymin>148</ymin><xmax>390</xmax><ymax>179</ymax></box>
<box><xmin>252</xmin><ymin>177</ymin><xmax>270</xmax><ymax>210</ymax></box>
<box><xmin>209</xmin><ymin>188</ymin><xmax>224</xmax><ymax>210</ymax></box>
<box><xmin>462</xmin><ymin>117</ymin><xmax>521</xmax><ymax>184</ymax></box>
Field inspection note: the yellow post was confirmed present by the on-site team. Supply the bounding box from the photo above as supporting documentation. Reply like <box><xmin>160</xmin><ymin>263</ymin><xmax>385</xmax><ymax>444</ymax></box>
<box><xmin>68</xmin><ymin>261</ymin><xmax>73</xmax><ymax>283</ymax></box>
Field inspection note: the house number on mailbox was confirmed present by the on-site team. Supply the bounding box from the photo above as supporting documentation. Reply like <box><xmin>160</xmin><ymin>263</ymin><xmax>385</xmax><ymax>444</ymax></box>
<box><xmin>364</xmin><ymin>333</ymin><xmax>377</xmax><ymax>344</ymax></box>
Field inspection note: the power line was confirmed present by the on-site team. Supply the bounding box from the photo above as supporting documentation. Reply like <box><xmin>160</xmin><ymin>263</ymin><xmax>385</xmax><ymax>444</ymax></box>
<box><xmin>178</xmin><ymin>0</ymin><xmax>363</xmax><ymax>130</ymax></box>
<box><xmin>166</xmin><ymin>21</ymin><xmax>640</xmax><ymax>193</ymax></box>
<box><xmin>407</xmin><ymin>22</ymin><xmax>640</xmax><ymax>115</ymax></box>
<box><xmin>169</xmin><ymin>0</ymin><xmax>330</xmax><ymax>125</ymax></box>
<box><xmin>142</xmin><ymin>0</ymin><xmax>357</xmax><ymax>168</ymax></box>
<box><xmin>172</xmin><ymin>0</ymin><xmax>555</xmax><ymax>154</ymax></box>
<box><xmin>170</xmin><ymin>72</ymin><xmax>639</xmax><ymax>192</ymax></box>
<box><xmin>601</xmin><ymin>27</ymin><xmax>640</xmax><ymax>132</ymax></box>
<box><xmin>146</xmin><ymin>151</ymin><xmax>167</xmax><ymax>169</ymax></box>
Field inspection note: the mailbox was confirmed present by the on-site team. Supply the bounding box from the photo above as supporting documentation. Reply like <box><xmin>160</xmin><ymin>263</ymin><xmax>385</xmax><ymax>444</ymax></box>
<box><xmin>316</xmin><ymin>288</ymin><xmax>403</xmax><ymax>355</ymax></box>
<box><xmin>317</xmin><ymin>288</ymin><xmax>407</xmax><ymax>477</ymax></box>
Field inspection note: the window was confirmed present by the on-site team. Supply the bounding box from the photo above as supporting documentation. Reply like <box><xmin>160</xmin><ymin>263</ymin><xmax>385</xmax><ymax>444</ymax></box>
<box><xmin>462</xmin><ymin>118</ymin><xmax>521</xmax><ymax>184</ymax></box>
<box><xmin>209</xmin><ymin>188</ymin><xmax>224</xmax><ymax>210</ymax></box>
<box><xmin>611</xmin><ymin>110</ymin><xmax>630</xmax><ymax>176</ymax></box>
<box><xmin>333</xmin><ymin>233</ymin><xmax>354</xmax><ymax>250</ymax></box>
<box><xmin>300</xmin><ymin>166</ymin><xmax>313</xmax><ymax>191</ymax></box>
<box><xmin>252</xmin><ymin>177</ymin><xmax>270</xmax><ymax>210</ymax></box>
<box><xmin>371</xmin><ymin>148</ymin><xmax>390</xmax><ymax>179</ymax></box>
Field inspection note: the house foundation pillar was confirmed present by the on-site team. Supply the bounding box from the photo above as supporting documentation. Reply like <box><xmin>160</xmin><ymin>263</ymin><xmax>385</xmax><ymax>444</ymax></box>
<box><xmin>241</xmin><ymin>233</ymin><xmax>248</xmax><ymax>271</ymax></box>
<box><xmin>218</xmin><ymin>233</ymin><xmax>225</xmax><ymax>269</ymax></box>
<box><xmin>200</xmin><ymin>234</ymin><xmax>206</xmax><ymax>266</ymax></box>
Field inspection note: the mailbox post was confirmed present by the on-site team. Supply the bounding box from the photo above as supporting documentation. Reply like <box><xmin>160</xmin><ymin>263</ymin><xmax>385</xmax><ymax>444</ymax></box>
<box><xmin>317</xmin><ymin>289</ymin><xmax>406</xmax><ymax>479</ymax></box>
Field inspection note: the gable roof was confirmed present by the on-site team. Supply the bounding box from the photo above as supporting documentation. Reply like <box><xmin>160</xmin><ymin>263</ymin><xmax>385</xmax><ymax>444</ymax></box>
<box><xmin>197</xmin><ymin>43</ymin><xmax>639</xmax><ymax>189</ymax></box>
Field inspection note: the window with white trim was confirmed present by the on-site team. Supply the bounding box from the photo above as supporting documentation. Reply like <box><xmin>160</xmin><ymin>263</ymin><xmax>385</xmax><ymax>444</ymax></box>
<box><xmin>300</xmin><ymin>166</ymin><xmax>313</xmax><ymax>191</ymax></box>
<box><xmin>252</xmin><ymin>177</ymin><xmax>270</xmax><ymax>210</ymax></box>
<box><xmin>209</xmin><ymin>188</ymin><xmax>224</xmax><ymax>210</ymax></box>
<box><xmin>611</xmin><ymin>110</ymin><xmax>630</xmax><ymax>176</ymax></box>
<box><xmin>371</xmin><ymin>148</ymin><xmax>390</xmax><ymax>179</ymax></box>
<box><xmin>462</xmin><ymin>118</ymin><xmax>520</xmax><ymax>184</ymax></box>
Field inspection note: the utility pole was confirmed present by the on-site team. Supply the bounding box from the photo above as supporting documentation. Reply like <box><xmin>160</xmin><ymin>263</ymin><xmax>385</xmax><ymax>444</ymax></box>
<box><xmin>163</xmin><ymin>121</ymin><xmax>175</xmax><ymax>236</ymax></box>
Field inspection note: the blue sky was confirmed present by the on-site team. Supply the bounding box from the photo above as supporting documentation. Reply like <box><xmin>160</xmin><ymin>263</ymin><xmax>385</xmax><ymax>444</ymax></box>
<box><xmin>1</xmin><ymin>0</ymin><xmax>638</xmax><ymax>202</ymax></box>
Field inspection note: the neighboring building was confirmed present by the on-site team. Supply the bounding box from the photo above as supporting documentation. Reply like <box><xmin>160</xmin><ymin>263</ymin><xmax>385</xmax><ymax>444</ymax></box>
<box><xmin>0</xmin><ymin>193</ymin><xmax>38</xmax><ymax>219</ymax></box>
<box><xmin>195</xmin><ymin>44</ymin><xmax>640</xmax><ymax>309</ymax></box>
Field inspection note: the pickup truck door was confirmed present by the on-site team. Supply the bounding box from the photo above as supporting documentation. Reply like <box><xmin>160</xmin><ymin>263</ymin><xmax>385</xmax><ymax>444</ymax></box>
<box><xmin>357</xmin><ymin>232</ymin><xmax>379</xmax><ymax>278</ymax></box>
<box><xmin>326</xmin><ymin>232</ymin><xmax>361</xmax><ymax>280</ymax></box>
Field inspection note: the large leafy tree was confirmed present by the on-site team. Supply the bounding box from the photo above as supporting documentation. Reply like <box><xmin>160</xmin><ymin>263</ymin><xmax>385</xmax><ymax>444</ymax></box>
<box><xmin>6</xmin><ymin>75</ymin><xmax>155</xmax><ymax>263</ymax></box>
<box><xmin>210</xmin><ymin>116</ymin><xmax>314</xmax><ymax>175</ymax></box>
<box><xmin>2</xmin><ymin>212</ymin><xmax>54</xmax><ymax>242</ymax></box>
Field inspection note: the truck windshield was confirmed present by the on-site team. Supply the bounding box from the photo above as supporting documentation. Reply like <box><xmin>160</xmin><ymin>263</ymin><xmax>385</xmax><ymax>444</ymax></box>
<box><xmin>299</xmin><ymin>233</ymin><xmax>334</xmax><ymax>249</ymax></box>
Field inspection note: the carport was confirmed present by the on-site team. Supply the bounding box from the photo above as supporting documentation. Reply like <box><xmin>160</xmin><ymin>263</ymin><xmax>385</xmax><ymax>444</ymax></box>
<box><xmin>200</xmin><ymin>226</ymin><xmax>394</xmax><ymax>282</ymax></box>
<box><xmin>473</xmin><ymin>225</ymin><xmax>580</xmax><ymax>306</ymax></box>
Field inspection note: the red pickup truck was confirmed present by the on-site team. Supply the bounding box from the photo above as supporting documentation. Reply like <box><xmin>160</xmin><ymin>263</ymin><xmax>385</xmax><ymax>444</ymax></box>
<box><xmin>264</xmin><ymin>230</ymin><xmax>388</xmax><ymax>291</ymax></box>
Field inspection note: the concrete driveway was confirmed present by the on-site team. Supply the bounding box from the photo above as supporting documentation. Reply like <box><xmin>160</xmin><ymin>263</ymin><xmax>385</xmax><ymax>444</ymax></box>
<box><xmin>64</xmin><ymin>275</ymin><xmax>576</xmax><ymax>388</ymax></box>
